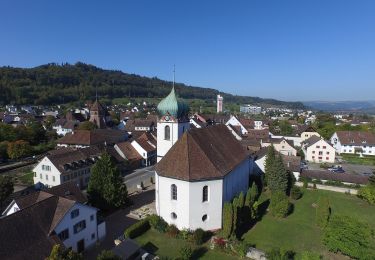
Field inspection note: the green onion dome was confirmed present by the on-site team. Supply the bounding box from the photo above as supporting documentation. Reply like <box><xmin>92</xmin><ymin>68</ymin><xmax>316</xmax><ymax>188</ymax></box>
<box><xmin>157</xmin><ymin>87</ymin><xmax>189</xmax><ymax>118</ymax></box>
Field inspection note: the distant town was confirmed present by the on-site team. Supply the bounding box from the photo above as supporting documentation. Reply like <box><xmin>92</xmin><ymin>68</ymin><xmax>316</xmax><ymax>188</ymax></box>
<box><xmin>0</xmin><ymin>83</ymin><xmax>374</xmax><ymax>260</ymax></box>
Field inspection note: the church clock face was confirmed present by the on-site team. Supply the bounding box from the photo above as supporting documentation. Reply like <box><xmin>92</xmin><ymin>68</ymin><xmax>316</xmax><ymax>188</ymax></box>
<box><xmin>165</xmin><ymin>115</ymin><xmax>170</xmax><ymax>121</ymax></box>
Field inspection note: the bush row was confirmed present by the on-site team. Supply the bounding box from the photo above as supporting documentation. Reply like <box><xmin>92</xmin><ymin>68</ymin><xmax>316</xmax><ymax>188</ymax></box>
<box><xmin>124</xmin><ymin>218</ymin><xmax>150</xmax><ymax>239</ymax></box>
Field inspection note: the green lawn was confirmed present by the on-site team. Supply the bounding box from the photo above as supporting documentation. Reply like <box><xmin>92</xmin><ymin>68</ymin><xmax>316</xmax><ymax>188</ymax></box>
<box><xmin>341</xmin><ymin>154</ymin><xmax>375</xmax><ymax>166</ymax></box>
<box><xmin>242</xmin><ymin>189</ymin><xmax>375</xmax><ymax>258</ymax></box>
<box><xmin>18</xmin><ymin>171</ymin><xmax>34</xmax><ymax>185</ymax></box>
<box><xmin>135</xmin><ymin>229</ymin><xmax>235</xmax><ymax>260</ymax></box>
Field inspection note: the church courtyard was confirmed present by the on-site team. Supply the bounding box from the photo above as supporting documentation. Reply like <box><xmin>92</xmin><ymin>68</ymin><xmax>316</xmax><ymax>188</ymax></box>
<box><xmin>132</xmin><ymin>189</ymin><xmax>375</xmax><ymax>259</ymax></box>
<box><xmin>243</xmin><ymin>189</ymin><xmax>375</xmax><ymax>259</ymax></box>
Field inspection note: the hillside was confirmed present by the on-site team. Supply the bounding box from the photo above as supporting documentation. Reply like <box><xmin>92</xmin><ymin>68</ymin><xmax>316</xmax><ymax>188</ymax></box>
<box><xmin>0</xmin><ymin>62</ymin><xmax>304</xmax><ymax>109</ymax></box>
<box><xmin>304</xmin><ymin>100</ymin><xmax>375</xmax><ymax>113</ymax></box>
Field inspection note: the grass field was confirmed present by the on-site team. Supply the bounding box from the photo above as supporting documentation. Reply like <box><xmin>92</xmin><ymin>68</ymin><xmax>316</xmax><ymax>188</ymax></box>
<box><xmin>135</xmin><ymin>229</ymin><xmax>235</xmax><ymax>260</ymax></box>
<box><xmin>242</xmin><ymin>189</ymin><xmax>375</xmax><ymax>258</ymax></box>
<box><xmin>18</xmin><ymin>171</ymin><xmax>34</xmax><ymax>185</ymax></box>
<box><xmin>341</xmin><ymin>154</ymin><xmax>375</xmax><ymax>166</ymax></box>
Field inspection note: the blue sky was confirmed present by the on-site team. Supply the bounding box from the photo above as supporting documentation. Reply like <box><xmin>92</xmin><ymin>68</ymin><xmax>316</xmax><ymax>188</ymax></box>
<box><xmin>0</xmin><ymin>0</ymin><xmax>374</xmax><ymax>101</ymax></box>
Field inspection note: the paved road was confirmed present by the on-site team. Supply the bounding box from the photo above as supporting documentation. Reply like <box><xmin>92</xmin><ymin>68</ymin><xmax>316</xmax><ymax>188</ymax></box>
<box><xmin>123</xmin><ymin>166</ymin><xmax>155</xmax><ymax>191</ymax></box>
<box><xmin>307</xmin><ymin>162</ymin><xmax>373</xmax><ymax>175</ymax></box>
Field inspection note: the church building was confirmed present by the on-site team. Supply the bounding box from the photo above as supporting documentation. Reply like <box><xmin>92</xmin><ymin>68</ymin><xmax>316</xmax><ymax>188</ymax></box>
<box><xmin>155</xmin><ymin>88</ymin><xmax>251</xmax><ymax>231</ymax></box>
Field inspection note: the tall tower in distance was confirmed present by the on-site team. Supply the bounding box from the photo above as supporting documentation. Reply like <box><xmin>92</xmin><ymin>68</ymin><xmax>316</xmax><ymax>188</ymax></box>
<box><xmin>217</xmin><ymin>94</ymin><xmax>223</xmax><ymax>113</ymax></box>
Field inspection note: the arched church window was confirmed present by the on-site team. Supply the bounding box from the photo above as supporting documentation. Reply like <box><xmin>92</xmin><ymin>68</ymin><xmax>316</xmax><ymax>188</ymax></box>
<box><xmin>202</xmin><ymin>214</ymin><xmax>208</xmax><ymax>222</ymax></box>
<box><xmin>171</xmin><ymin>184</ymin><xmax>177</xmax><ymax>200</ymax></box>
<box><xmin>165</xmin><ymin>125</ymin><xmax>170</xmax><ymax>140</ymax></box>
<box><xmin>171</xmin><ymin>212</ymin><xmax>177</xmax><ymax>219</ymax></box>
<box><xmin>202</xmin><ymin>186</ymin><xmax>208</xmax><ymax>202</ymax></box>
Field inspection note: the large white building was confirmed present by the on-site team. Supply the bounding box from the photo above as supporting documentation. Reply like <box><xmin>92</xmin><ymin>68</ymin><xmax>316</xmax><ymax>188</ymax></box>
<box><xmin>33</xmin><ymin>147</ymin><xmax>101</xmax><ymax>188</ymax></box>
<box><xmin>330</xmin><ymin>131</ymin><xmax>375</xmax><ymax>156</ymax></box>
<box><xmin>154</xmin><ymin>89</ymin><xmax>251</xmax><ymax>231</ymax></box>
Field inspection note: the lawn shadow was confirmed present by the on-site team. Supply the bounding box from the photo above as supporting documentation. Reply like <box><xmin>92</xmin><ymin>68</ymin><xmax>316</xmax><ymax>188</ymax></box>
<box><xmin>191</xmin><ymin>247</ymin><xmax>208</xmax><ymax>259</ymax></box>
<box><xmin>142</xmin><ymin>242</ymin><xmax>159</xmax><ymax>254</ymax></box>
<box><xmin>237</xmin><ymin>199</ymin><xmax>270</xmax><ymax>239</ymax></box>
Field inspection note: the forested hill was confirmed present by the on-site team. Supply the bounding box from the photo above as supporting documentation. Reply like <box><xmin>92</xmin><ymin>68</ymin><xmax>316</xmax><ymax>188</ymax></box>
<box><xmin>0</xmin><ymin>62</ymin><xmax>304</xmax><ymax>108</ymax></box>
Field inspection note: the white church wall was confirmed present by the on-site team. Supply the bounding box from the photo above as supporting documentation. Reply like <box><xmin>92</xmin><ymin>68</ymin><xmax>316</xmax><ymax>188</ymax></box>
<box><xmin>155</xmin><ymin>175</ymin><xmax>191</xmax><ymax>230</ymax></box>
<box><xmin>188</xmin><ymin>179</ymin><xmax>223</xmax><ymax>231</ymax></box>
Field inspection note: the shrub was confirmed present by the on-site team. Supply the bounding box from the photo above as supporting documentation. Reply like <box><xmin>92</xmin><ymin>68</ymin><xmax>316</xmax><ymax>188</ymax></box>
<box><xmin>290</xmin><ymin>186</ymin><xmax>303</xmax><ymax>200</ymax></box>
<box><xmin>270</xmin><ymin>191</ymin><xmax>291</xmax><ymax>218</ymax></box>
<box><xmin>191</xmin><ymin>228</ymin><xmax>206</xmax><ymax>245</ymax></box>
<box><xmin>148</xmin><ymin>214</ymin><xmax>168</xmax><ymax>233</ymax></box>
<box><xmin>232</xmin><ymin>241</ymin><xmax>250</xmax><ymax>258</ymax></box>
<box><xmin>97</xmin><ymin>250</ymin><xmax>121</xmax><ymax>260</ymax></box>
<box><xmin>303</xmin><ymin>178</ymin><xmax>308</xmax><ymax>188</ymax></box>
<box><xmin>179</xmin><ymin>229</ymin><xmax>191</xmax><ymax>240</ymax></box>
<box><xmin>313</xmin><ymin>183</ymin><xmax>317</xmax><ymax>189</ymax></box>
<box><xmin>358</xmin><ymin>185</ymin><xmax>375</xmax><ymax>204</ymax></box>
<box><xmin>316</xmin><ymin>196</ymin><xmax>330</xmax><ymax>228</ymax></box>
<box><xmin>124</xmin><ymin>219</ymin><xmax>150</xmax><ymax>239</ymax></box>
<box><xmin>323</xmin><ymin>215</ymin><xmax>373</xmax><ymax>259</ymax></box>
<box><xmin>301</xmin><ymin>251</ymin><xmax>322</xmax><ymax>260</ymax></box>
<box><xmin>212</xmin><ymin>236</ymin><xmax>226</xmax><ymax>249</ymax></box>
<box><xmin>167</xmin><ymin>224</ymin><xmax>179</xmax><ymax>238</ymax></box>
<box><xmin>266</xmin><ymin>248</ymin><xmax>295</xmax><ymax>260</ymax></box>
<box><xmin>222</xmin><ymin>202</ymin><xmax>233</xmax><ymax>238</ymax></box>
<box><xmin>179</xmin><ymin>244</ymin><xmax>193</xmax><ymax>260</ymax></box>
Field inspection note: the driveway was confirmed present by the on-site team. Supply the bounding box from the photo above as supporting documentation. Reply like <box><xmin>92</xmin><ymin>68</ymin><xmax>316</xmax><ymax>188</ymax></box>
<box><xmin>84</xmin><ymin>187</ymin><xmax>155</xmax><ymax>259</ymax></box>
<box><xmin>306</xmin><ymin>161</ymin><xmax>374</xmax><ymax>175</ymax></box>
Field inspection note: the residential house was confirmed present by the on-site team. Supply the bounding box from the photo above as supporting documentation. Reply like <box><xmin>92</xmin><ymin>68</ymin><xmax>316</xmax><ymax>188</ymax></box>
<box><xmin>131</xmin><ymin>132</ymin><xmax>157</xmax><ymax>166</ymax></box>
<box><xmin>330</xmin><ymin>131</ymin><xmax>375</xmax><ymax>156</ymax></box>
<box><xmin>57</xmin><ymin>129</ymin><xmax>128</xmax><ymax>148</ymax></box>
<box><xmin>0</xmin><ymin>184</ymin><xmax>105</xmax><ymax>259</ymax></box>
<box><xmin>262</xmin><ymin>138</ymin><xmax>297</xmax><ymax>156</ymax></box>
<box><xmin>33</xmin><ymin>147</ymin><xmax>102</xmax><ymax>188</ymax></box>
<box><xmin>53</xmin><ymin>119</ymin><xmax>79</xmax><ymax>136</ymax></box>
<box><xmin>302</xmin><ymin>136</ymin><xmax>335</xmax><ymax>163</ymax></box>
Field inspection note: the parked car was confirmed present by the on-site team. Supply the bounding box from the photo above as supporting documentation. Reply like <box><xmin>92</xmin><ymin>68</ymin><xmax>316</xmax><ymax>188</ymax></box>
<box><xmin>328</xmin><ymin>166</ymin><xmax>345</xmax><ymax>173</ymax></box>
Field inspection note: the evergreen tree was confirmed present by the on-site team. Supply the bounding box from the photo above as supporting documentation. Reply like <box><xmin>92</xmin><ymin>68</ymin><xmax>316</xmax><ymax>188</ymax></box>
<box><xmin>244</xmin><ymin>186</ymin><xmax>252</xmax><ymax>208</ymax></box>
<box><xmin>250</xmin><ymin>184</ymin><xmax>259</xmax><ymax>205</ymax></box>
<box><xmin>0</xmin><ymin>175</ymin><xmax>13</xmax><ymax>208</ymax></box>
<box><xmin>88</xmin><ymin>152</ymin><xmax>128</xmax><ymax>210</ymax></box>
<box><xmin>232</xmin><ymin>197</ymin><xmax>240</xmax><ymax>237</ymax></box>
<box><xmin>222</xmin><ymin>202</ymin><xmax>233</xmax><ymax>238</ymax></box>
<box><xmin>264</xmin><ymin>145</ymin><xmax>276</xmax><ymax>186</ymax></box>
<box><xmin>267</xmin><ymin>154</ymin><xmax>289</xmax><ymax>194</ymax></box>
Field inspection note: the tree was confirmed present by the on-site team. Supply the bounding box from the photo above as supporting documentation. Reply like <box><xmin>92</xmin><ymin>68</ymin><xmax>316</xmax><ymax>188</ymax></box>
<box><xmin>96</xmin><ymin>250</ymin><xmax>121</xmax><ymax>260</ymax></box>
<box><xmin>316</xmin><ymin>196</ymin><xmax>331</xmax><ymax>228</ymax></box>
<box><xmin>323</xmin><ymin>215</ymin><xmax>374</xmax><ymax>259</ymax></box>
<box><xmin>87</xmin><ymin>152</ymin><xmax>128</xmax><ymax>210</ymax></box>
<box><xmin>232</xmin><ymin>197</ymin><xmax>240</xmax><ymax>237</ymax></box>
<box><xmin>78</xmin><ymin>121</ymin><xmax>97</xmax><ymax>130</ymax></box>
<box><xmin>0</xmin><ymin>141</ymin><xmax>9</xmax><ymax>161</ymax></box>
<box><xmin>267</xmin><ymin>154</ymin><xmax>289</xmax><ymax>194</ymax></box>
<box><xmin>269</xmin><ymin>191</ymin><xmax>291</xmax><ymax>218</ymax></box>
<box><xmin>264</xmin><ymin>145</ymin><xmax>276</xmax><ymax>183</ymax></box>
<box><xmin>244</xmin><ymin>186</ymin><xmax>252</xmax><ymax>208</ymax></box>
<box><xmin>44</xmin><ymin>115</ymin><xmax>56</xmax><ymax>130</ymax></box>
<box><xmin>46</xmin><ymin>244</ymin><xmax>83</xmax><ymax>260</ymax></box>
<box><xmin>222</xmin><ymin>202</ymin><xmax>233</xmax><ymax>238</ymax></box>
<box><xmin>357</xmin><ymin>185</ymin><xmax>375</xmax><ymax>204</ymax></box>
<box><xmin>7</xmin><ymin>140</ymin><xmax>32</xmax><ymax>159</ymax></box>
<box><xmin>0</xmin><ymin>175</ymin><xmax>13</xmax><ymax>208</ymax></box>
<box><xmin>250</xmin><ymin>183</ymin><xmax>259</xmax><ymax>205</ymax></box>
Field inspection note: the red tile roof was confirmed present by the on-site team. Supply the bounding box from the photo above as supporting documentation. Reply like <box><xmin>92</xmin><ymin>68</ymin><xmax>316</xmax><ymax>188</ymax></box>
<box><xmin>156</xmin><ymin>125</ymin><xmax>248</xmax><ymax>181</ymax></box>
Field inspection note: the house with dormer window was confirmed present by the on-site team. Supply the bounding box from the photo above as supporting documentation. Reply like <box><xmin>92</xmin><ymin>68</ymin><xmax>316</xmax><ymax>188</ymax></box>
<box><xmin>330</xmin><ymin>131</ymin><xmax>375</xmax><ymax>156</ymax></box>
